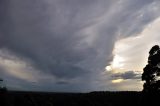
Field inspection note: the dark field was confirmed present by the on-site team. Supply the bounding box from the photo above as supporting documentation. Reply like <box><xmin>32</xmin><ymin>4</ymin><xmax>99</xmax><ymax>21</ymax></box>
<box><xmin>0</xmin><ymin>91</ymin><xmax>159</xmax><ymax>106</ymax></box>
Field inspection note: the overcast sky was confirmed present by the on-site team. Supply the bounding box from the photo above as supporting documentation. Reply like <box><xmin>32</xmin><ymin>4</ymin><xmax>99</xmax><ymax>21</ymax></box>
<box><xmin>0</xmin><ymin>0</ymin><xmax>160</xmax><ymax>92</ymax></box>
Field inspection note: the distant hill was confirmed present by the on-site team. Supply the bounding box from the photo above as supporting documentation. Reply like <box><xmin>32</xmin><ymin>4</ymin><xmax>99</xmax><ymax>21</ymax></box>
<box><xmin>0</xmin><ymin>91</ymin><xmax>159</xmax><ymax>106</ymax></box>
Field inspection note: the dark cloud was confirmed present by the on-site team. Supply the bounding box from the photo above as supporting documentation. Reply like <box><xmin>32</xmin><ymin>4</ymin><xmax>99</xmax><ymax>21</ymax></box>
<box><xmin>112</xmin><ymin>71</ymin><xmax>141</xmax><ymax>80</ymax></box>
<box><xmin>0</xmin><ymin>0</ymin><xmax>159</xmax><ymax>91</ymax></box>
<box><xmin>55</xmin><ymin>81</ymin><xmax>70</xmax><ymax>85</ymax></box>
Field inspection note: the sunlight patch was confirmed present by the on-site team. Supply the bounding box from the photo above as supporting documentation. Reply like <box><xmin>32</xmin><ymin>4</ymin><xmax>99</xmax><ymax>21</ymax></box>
<box><xmin>112</xmin><ymin>79</ymin><xmax>124</xmax><ymax>83</ymax></box>
<box><xmin>105</xmin><ymin>66</ymin><xmax>112</xmax><ymax>72</ymax></box>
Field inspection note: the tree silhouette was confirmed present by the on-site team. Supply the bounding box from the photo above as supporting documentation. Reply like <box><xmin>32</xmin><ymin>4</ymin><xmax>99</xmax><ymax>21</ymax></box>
<box><xmin>142</xmin><ymin>45</ymin><xmax>160</xmax><ymax>92</ymax></box>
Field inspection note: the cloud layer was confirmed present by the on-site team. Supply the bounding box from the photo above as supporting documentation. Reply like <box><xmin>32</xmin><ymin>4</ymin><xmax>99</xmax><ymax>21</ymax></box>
<box><xmin>0</xmin><ymin>0</ymin><xmax>160</xmax><ymax>92</ymax></box>
<box><xmin>112</xmin><ymin>71</ymin><xmax>141</xmax><ymax>80</ymax></box>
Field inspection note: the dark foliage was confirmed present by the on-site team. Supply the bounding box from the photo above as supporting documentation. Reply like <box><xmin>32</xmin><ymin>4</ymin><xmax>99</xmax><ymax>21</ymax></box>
<box><xmin>0</xmin><ymin>91</ymin><xmax>160</xmax><ymax>106</ymax></box>
<box><xmin>142</xmin><ymin>45</ymin><xmax>160</xmax><ymax>92</ymax></box>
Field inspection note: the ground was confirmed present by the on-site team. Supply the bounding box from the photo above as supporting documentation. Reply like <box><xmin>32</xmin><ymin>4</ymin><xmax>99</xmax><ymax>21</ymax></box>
<box><xmin>0</xmin><ymin>91</ymin><xmax>159</xmax><ymax>106</ymax></box>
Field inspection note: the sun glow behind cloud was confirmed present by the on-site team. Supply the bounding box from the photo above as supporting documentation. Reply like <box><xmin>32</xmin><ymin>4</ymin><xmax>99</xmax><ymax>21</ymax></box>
<box><xmin>105</xmin><ymin>54</ymin><xmax>125</xmax><ymax>73</ymax></box>
<box><xmin>105</xmin><ymin>17</ymin><xmax>160</xmax><ymax>85</ymax></box>
<box><xmin>112</xmin><ymin>55</ymin><xmax>125</xmax><ymax>71</ymax></box>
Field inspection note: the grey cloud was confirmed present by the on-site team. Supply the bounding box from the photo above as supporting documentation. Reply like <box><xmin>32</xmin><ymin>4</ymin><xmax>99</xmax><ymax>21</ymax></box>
<box><xmin>112</xmin><ymin>71</ymin><xmax>141</xmax><ymax>80</ymax></box>
<box><xmin>56</xmin><ymin>81</ymin><xmax>69</xmax><ymax>85</ymax></box>
<box><xmin>0</xmin><ymin>66</ymin><xmax>35</xmax><ymax>90</ymax></box>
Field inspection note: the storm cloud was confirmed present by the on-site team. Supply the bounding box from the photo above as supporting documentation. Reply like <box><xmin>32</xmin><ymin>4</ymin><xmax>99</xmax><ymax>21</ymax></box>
<box><xmin>0</xmin><ymin>0</ymin><xmax>160</xmax><ymax>92</ymax></box>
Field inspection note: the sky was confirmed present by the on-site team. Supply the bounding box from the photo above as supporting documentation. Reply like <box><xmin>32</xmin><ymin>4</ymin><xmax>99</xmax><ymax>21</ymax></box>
<box><xmin>0</xmin><ymin>0</ymin><xmax>160</xmax><ymax>92</ymax></box>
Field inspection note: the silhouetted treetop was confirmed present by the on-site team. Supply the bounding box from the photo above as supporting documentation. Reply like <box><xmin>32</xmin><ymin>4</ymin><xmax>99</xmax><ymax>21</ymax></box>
<box><xmin>142</xmin><ymin>45</ymin><xmax>160</xmax><ymax>92</ymax></box>
<box><xmin>149</xmin><ymin>45</ymin><xmax>159</xmax><ymax>55</ymax></box>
